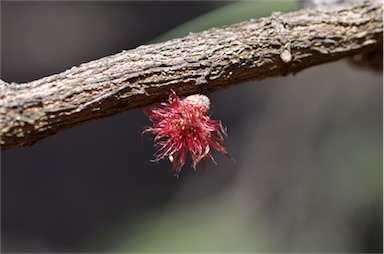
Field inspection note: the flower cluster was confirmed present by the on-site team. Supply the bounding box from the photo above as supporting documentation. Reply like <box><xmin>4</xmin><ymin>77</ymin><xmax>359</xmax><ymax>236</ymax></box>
<box><xmin>143</xmin><ymin>90</ymin><xmax>229</xmax><ymax>175</ymax></box>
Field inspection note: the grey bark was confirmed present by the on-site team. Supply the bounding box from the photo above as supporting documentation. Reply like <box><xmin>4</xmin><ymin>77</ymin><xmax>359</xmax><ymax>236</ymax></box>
<box><xmin>0</xmin><ymin>0</ymin><xmax>382</xmax><ymax>151</ymax></box>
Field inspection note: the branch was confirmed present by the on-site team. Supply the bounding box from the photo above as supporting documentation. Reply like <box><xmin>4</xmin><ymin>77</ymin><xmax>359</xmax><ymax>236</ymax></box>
<box><xmin>1</xmin><ymin>0</ymin><xmax>382</xmax><ymax>151</ymax></box>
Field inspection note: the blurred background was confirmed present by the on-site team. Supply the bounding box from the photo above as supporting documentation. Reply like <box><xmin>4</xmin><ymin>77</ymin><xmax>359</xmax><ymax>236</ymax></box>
<box><xmin>1</xmin><ymin>1</ymin><xmax>382</xmax><ymax>253</ymax></box>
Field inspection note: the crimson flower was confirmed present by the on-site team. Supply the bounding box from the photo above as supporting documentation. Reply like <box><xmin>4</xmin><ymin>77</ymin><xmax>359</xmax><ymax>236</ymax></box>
<box><xmin>143</xmin><ymin>90</ymin><xmax>230</xmax><ymax>175</ymax></box>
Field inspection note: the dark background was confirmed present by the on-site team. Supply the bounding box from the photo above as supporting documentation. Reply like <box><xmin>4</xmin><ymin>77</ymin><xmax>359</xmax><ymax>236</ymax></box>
<box><xmin>1</xmin><ymin>1</ymin><xmax>382</xmax><ymax>253</ymax></box>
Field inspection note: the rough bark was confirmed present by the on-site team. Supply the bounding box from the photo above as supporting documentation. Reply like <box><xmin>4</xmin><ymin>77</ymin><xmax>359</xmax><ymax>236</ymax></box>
<box><xmin>0</xmin><ymin>0</ymin><xmax>382</xmax><ymax>151</ymax></box>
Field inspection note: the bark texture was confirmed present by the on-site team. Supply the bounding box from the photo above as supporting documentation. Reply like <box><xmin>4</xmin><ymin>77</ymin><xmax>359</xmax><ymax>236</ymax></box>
<box><xmin>0</xmin><ymin>0</ymin><xmax>382</xmax><ymax>151</ymax></box>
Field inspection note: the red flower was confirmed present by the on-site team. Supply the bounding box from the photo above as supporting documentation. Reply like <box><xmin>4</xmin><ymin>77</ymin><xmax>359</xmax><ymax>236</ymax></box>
<box><xmin>143</xmin><ymin>90</ymin><xmax>230</xmax><ymax>175</ymax></box>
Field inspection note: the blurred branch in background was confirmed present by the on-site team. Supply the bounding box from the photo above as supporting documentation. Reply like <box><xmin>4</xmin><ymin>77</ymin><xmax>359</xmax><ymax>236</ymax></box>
<box><xmin>0</xmin><ymin>0</ymin><xmax>382</xmax><ymax>151</ymax></box>
<box><xmin>150</xmin><ymin>0</ymin><xmax>297</xmax><ymax>43</ymax></box>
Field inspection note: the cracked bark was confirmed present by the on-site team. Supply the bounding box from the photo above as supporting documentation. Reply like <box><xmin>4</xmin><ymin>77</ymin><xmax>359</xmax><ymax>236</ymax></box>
<box><xmin>0</xmin><ymin>0</ymin><xmax>382</xmax><ymax>151</ymax></box>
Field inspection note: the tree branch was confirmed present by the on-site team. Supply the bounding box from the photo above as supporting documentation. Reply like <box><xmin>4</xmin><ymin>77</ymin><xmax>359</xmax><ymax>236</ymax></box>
<box><xmin>1</xmin><ymin>0</ymin><xmax>382</xmax><ymax>151</ymax></box>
